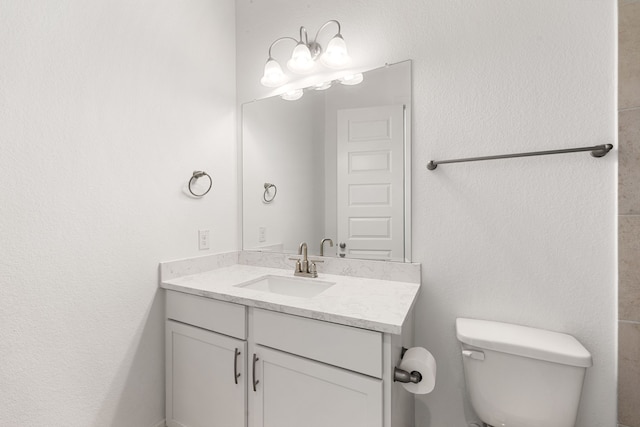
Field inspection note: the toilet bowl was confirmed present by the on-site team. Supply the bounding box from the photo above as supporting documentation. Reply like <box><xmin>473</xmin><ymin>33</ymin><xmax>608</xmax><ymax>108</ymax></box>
<box><xmin>456</xmin><ymin>318</ymin><xmax>592</xmax><ymax>427</ymax></box>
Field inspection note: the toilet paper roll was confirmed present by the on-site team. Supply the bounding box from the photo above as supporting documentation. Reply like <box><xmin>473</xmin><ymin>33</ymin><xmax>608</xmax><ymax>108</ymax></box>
<box><xmin>399</xmin><ymin>347</ymin><xmax>437</xmax><ymax>394</ymax></box>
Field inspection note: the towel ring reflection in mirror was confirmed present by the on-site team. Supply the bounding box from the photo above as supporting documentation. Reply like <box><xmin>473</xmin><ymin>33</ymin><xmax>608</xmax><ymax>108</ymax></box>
<box><xmin>263</xmin><ymin>183</ymin><xmax>277</xmax><ymax>203</ymax></box>
<box><xmin>188</xmin><ymin>171</ymin><xmax>212</xmax><ymax>197</ymax></box>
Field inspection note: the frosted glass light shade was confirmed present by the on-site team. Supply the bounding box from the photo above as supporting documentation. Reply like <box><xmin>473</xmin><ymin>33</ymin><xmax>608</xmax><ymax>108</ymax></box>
<box><xmin>261</xmin><ymin>58</ymin><xmax>288</xmax><ymax>87</ymax></box>
<box><xmin>339</xmin><ymin>73</ymin><xmax>363</xmax><ymax>86</ymax></box>
<box><xmin>281</xmin><ymin>88</ymin><xmax>304</xmax><ymax>101</ymax></box>
<box><xmin>313</xmin><ymin>81</ymin><xmax>332</xmax><ymax>90</ymax></box>
<box><xmin>321</xmin><ymin>35</ymin><xmax>349</xmax><ymax>68</ymax></box>
<box><xmin>286</xmin><ymin>43</ymin><xmax>315</xmax><ymax>73</ymax></box>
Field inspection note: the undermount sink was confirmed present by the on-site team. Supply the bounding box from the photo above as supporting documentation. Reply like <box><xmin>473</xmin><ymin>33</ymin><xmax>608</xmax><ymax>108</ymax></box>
<box><xmin>235</xmin><ymin>275</ymin><xmax>335</xmax><ymax>298</ymax></box>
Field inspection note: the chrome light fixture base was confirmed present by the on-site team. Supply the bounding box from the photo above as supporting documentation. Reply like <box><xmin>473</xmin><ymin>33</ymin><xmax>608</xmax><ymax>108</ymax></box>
<box><xmin>307</xmin><ymin>41</ymin><xmax>323</xmax><ymax>60</ymax></box>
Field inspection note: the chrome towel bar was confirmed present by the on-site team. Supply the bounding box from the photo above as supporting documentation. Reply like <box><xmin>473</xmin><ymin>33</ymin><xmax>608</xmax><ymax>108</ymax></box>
<box><xmin>426</xmin><ymin>144</ymin><xmax>613</xmax><ymax>171</ymax></box>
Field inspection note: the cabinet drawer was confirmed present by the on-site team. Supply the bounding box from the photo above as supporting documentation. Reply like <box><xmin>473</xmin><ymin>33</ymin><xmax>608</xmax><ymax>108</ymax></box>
<box><xmin>252</xmin><ymin>308</ymin><xmax>382</xmax><ymax>378</ymax></box>
<box><xmin>166</xmin><ymin>290</ymin><xmax>246</xmax><ymax>339</ymax></box>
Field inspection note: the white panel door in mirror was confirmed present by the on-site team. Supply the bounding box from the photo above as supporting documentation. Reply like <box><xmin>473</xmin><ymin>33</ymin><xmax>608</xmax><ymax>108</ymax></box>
<box><xmin>337</xmin><ymin>105</ymin><xmax>404</xmax><ymax>261</ymax></box>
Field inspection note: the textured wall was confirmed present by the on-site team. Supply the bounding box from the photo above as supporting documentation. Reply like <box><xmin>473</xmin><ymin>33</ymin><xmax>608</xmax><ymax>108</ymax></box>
<box><xmin>236</xmin><ymin>1</ymin><xmax>617</xmax><ymax>426</ymax></box>
<box><xmin>0</xmin><ymin>1</ymin><xmax>237</xmax><ymax>425</ymax></box>
<box><xmin>618</xmin><ymin>1</ymin><xmax>640</xmax><ymax>426</ymax></box>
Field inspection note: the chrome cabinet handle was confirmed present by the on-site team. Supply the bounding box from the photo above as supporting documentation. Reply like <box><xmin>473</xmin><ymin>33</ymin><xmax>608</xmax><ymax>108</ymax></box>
<box><xmin>233</xmin><ymin>348</ymin><xmax>241</xmax><ymax>384</ymax></box>
<box><xmin>339</xmin><ymin>242</ymin><xmax>346</xmax><ymax>249</ymax></box>
<box><xmin>252</xmin><ymin>353</ymin><xmax>260</xmax><ymax>392</ymax></box>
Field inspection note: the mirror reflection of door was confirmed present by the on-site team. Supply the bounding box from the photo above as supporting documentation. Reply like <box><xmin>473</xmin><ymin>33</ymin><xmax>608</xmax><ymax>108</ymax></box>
<box><xmin>337</xmin><ymin>105</ymin><xmax>405</xmax><ymax>261</ymax></box>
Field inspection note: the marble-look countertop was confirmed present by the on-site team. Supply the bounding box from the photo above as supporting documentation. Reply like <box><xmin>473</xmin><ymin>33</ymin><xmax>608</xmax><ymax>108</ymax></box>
<box><xmin>160</xmin><ymin>264</ymin><xmax>420</xmax><ymax>335</ymax></box>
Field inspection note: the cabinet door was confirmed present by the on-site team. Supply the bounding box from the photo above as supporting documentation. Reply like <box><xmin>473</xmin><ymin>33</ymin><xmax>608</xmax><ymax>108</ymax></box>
<box><xmin>249</xmin><ymin>345</ymin><xmax>382</xmax><ymax>427</ymax></box>
<box><xmin>166</xmin><ymin>320</ymin><xmax>247</xmax><ymax>427</ymax></box>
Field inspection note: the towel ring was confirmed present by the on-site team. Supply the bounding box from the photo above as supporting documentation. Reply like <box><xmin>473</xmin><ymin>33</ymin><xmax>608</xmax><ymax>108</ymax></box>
<box><xmin>263</xmin><ymin>182</ymin><xmax>277</xmax><ymax>203</ymax></box>
<box><xmin>188</xmin><ymin>171</ymin><xmax>212</xmax><ymax>197</ymax></box>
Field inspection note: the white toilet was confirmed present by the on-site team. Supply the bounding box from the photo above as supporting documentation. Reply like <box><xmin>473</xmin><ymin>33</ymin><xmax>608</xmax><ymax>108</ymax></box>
<box><xmin>456</xmin><ymin>318</ymin><xmax>592</xmax><ymax>427</ymax></box>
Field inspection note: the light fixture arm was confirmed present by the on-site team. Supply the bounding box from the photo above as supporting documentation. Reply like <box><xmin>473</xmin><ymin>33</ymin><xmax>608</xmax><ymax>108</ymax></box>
<box><xmin>265</xmin><ymin>20</ymin><xmax>344</xmax><ymax>61</ymax></box>
<box><xmin>294</xmin><ymin>20</ymin><xmax>343</xmax><ymax>61</ymax></box>
<box><xmin>267</xmin><ymin>36</ymin><xmax>299</xmax><ymax>59</ymax></box>
<box><xmin>309</xmin><ymin>20</ymin><xmax>343</xmax><ymax>61</ymax></box>
<box><xmin>312</xmin><ymin>20</ymin><xmax>342</xmax><ymax>43</ymax></box>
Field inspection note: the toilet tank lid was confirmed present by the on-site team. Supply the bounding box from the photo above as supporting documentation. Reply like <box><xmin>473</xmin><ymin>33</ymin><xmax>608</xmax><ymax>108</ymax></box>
<box><xmin>456</xmin><ymin>318</ymin><xmax>592</xmax><ymax>368</ymax></box>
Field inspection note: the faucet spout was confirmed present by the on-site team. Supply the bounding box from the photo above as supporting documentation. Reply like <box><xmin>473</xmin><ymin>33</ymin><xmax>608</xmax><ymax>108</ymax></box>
<box><xmin>298</xmin><ymin>242</ymin><xmax>309</xmax><ymax>274</ymax></box>
<box><xmin>298</xmin><ymin>242</ymin><xmax>308</xmax><ymax>258</ymax></box>
<box><xmin>320</xmin><ymin>238</ymin><xmax>334</xmax><ymax>256</ymax></box>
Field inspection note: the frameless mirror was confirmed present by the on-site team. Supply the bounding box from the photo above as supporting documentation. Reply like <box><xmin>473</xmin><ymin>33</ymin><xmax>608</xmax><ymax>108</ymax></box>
<box><xmin>242</xmin><ymin>60</ymin><xmax>412</xmax><ymax>262</ymax></box>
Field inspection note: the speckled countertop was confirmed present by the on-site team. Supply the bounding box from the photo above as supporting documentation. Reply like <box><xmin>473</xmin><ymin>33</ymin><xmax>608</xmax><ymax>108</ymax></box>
<box><xmin>160</xmin><ymin>263</ymin><xmax>420</xmax><ymax>335</ymax></box>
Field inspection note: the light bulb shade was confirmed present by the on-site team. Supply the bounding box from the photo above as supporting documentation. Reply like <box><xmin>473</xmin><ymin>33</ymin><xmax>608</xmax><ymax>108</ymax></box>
<box><xmin>287</xmin><ymin>43</ymin><xmax>315</xmax><ymax>73</ymax></box>
<box><xmin>321</xmin><ymin>34</ymin><xmax>350</xmax><ymax>68</ymax></box>
<box><xmin>260</xmin><ymin>58</ymin><xmax>288</xmax><ymax>87</ymax></box>
<box><xmin>281</xmin><ymin>88</ymin><xmax>304</xmax><ymax>101</ymax></box>
<box><xmin>339</xmin><ymin>73</ymin><xmax>363</xmax><ymax>86</ymax></box>
<box><xmin>313</xmin><ymin>81</ymin><xmax>332</xmax><ymax>91</ymax></box>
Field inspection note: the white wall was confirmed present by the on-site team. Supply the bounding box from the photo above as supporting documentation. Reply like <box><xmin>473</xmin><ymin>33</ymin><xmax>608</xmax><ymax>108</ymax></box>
<box><xmin>0</xmin><ymin>1</ymin><xmax>236</xmax><ymax>426</ymax></box>
<box><xmin>236</xmin><ymin>1</ymin><xmax>617</xmax><ymax>426</ymax></box>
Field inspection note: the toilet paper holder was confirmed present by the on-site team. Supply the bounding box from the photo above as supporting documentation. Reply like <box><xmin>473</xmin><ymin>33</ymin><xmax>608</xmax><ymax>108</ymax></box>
<box><xmin>394</xmin><ymin>347</ymin><xmax>423</xmax><ymax>384</ymax></box>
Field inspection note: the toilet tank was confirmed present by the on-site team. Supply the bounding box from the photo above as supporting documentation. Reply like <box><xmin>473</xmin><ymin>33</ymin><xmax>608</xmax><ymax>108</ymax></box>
<box><xmin>456</xmin><ymin>318</ymin><xmax>592</xmax><ymax>427</ymax></box>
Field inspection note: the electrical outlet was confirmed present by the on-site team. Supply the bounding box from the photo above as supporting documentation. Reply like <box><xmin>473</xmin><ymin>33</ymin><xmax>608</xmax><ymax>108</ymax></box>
<box><xmin>198</xmin><ymin>229</ymin><xmax>210</xmax><ymax>250</ymax></box>
<box><xmin>258</xmin><ymin>227</ymin><xmax>266</xmax><ymax>243</ymax></box>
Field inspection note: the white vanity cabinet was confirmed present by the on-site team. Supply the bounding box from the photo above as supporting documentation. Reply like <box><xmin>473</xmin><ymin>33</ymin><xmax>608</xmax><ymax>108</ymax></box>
<box><xmin>165</xmin><ymin>290</ymin><xmax>414</xmax><ymax>427</ymax></box>
<box><xmin>165</xmin><ymin>291</ymin><xmax>248</xmax><ymax>427</ymax></box>
<box><xmin>249</xmin><ymin>308</ymin><xmax>384</xmax><ymax>427</ymax></box>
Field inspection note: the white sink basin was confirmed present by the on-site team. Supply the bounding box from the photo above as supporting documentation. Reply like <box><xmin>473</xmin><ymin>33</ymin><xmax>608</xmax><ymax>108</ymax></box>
<box><xmin>235</xmin><ymin>275</ymin><xmax>335</xmax><ymax>298</ymax></box>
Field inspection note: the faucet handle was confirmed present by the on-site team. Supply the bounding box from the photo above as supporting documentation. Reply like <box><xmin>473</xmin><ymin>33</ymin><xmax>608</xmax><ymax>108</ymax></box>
<box><xmin>308</xmin><ymin>259</ymin><xmax>324</xmax><ymax>277</ymax></box>
<box><xmin>309</xmin><ymin>262</ymin><xmax>318</xmax><ymax>276</ymax></box>
<box><xmin>288</xmin><ymin>257</ymin><xmax>303</xmax><ymax>273</ymax></box>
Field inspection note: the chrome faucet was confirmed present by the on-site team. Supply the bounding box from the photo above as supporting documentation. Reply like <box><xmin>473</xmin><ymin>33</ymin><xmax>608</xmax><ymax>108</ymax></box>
<box><xmin>290</xmin><ymin>242</ymin><xmax>323</xmax><ymax>278</ymax></box>
<box><xmin>320</xmin><ymin>238</ymin><xmax>334</xmax><ymax>256</ymax></box>
<box><xmin>298</xmin><ymin>242</ymin><xmax>309</xmax><ymax>274</ymax></box>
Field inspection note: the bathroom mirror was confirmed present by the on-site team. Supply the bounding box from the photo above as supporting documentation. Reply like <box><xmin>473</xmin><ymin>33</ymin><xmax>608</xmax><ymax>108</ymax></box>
<box><xmin>242</xmin><ymin>60</ymin><xmax>411</xmax><ymax>262</ymax></box>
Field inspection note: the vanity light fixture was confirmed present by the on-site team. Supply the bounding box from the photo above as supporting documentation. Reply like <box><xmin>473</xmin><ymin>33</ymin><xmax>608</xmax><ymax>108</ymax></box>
<box><xmin>280</xmin><ymin>88</ymin><xmax>304</xmax><ymax>101</ymax></box>
<box><xmin>261</xmin><ymin>20</ymin><xmax>350</xmax><ymax>88</ymax></box>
